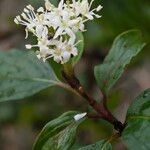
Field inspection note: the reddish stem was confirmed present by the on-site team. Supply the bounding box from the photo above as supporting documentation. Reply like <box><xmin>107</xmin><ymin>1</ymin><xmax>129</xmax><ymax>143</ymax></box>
<box><xmin>62</xmin><ymin>71</ymin><xmax>125</xmax><ymax>133</ymax></box>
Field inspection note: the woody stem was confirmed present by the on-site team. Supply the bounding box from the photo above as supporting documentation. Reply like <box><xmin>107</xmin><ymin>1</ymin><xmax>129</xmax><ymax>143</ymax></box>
<box><xmin>62</xmin><ymin>69</ymin><xmax>125</xmax><ymax>133</ymax></box>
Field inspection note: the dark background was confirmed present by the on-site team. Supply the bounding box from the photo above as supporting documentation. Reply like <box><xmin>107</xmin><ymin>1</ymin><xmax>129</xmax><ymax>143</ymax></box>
<box><xmin>0</xmin><ymin>0</ymin><xmax>150</xmax><ymax>149</ymax></box>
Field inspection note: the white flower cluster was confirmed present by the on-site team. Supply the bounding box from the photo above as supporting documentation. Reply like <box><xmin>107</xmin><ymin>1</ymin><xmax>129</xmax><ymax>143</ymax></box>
<box><xmin>14</xmin><ymin>0</ymin><xmax>102</xmax><ymax>64</ymax></box>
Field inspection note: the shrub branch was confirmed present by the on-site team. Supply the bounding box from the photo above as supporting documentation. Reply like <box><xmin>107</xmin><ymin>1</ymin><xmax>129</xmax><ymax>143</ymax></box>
<box><xmin>62</xmin><ymin>68</ymin><xmax>125</xmax><ymax>133</ymax></box>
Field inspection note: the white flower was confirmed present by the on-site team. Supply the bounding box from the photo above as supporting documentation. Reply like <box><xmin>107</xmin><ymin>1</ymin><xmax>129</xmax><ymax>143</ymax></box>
<box><xmin>27</xmin><ymin>38</ymin><xmax>57</xmax><ymax>62</ymax></box>
<box><xmin>71</xmin><ymin>0</ymin><xmax>102</xmax><ymax>20</ymax></box>
<box><xmin>36</xmin><ymin>46</ymin><xmax>52</xmax><ymax>62</ymax></box>
<box><xmin>49</xmin><ymin>39</ymin><xmax>78</xmax><ymax>64</ymax></box>
<box><xmin>44</xmin><ymin>12</ymin><xmax>61</xmax><ymax>30</ymax></box>
<box><xmin>74</xmin><ymin>112</ymin><xmax>87</xmax><ymax>121</ymax></box>
<box><xmin>35</xmin><ymin>25</ymin><xmax>48</xmax><ymax>38</ymax></box>
<box><xmin>45</xmin><ymin>0</ymin><xmax>55</xmax><ymax>11</ymax></box>
<box><xmin>14</xmin><ymin>0</ymin><xmax>102</xmax><ymax>64</ymax></box>
<box><xmin>37</xmin><ymin>7</ymin><xmax>44</xmax><ymax>13</ymax></box>
<box><xmin>14</xmin><ymin>5</ymin><xmax>49</xmax><ymax>39</ymax></box>
<box><xmin>52</xmin><ymin>6</ymin><xmax>80</xmax><ymax>41</ymax></box>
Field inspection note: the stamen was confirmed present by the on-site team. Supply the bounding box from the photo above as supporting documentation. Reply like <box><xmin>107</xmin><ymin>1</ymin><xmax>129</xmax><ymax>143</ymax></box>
<box><xmin>96</xmin><ymin>5</ymin><xmax>103</xmax><ymax>11</ymax></box>
<box><xmin>21</xmin><ymin>13</ymin><xmax>28</xmax><ymax>20</ymax></box>
<box><xmin>37</xmin><ymin>7</ymin><xmax>44</xmax><ymax>13</ymax></box>
<box><xmin>24</xmin><ymin>8</ymin><xmax>29</xmax><ymax>13</ymax></box>
<box><xmin>27</xmin><ymin>5</ymin><xmax>34</xmax><ymax>11</ymax></box>
<box><xmin>25</xmin><ymin>44</ymin><xmax>32</xmax><ymax>49</ymax></box>
<box><xmin>14</xmin><ymin>18</ymin><xmax>19</xmax><ymax>24</ymax></box>
<box><xmin>89</xmin><ymin>0</ymin><xmax>94</xmax><ymax>8</ymax></box>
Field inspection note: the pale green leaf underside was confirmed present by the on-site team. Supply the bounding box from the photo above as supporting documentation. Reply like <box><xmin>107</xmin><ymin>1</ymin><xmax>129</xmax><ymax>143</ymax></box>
<box><xmin>94</xmin><ymin>30</ymin><xmax>145</xmax><ymax>94</ymax></box>
<box><xmin>0</xmin><ymin>50</ymin><xmax>58</xmax><ymax>102</ymax></box>
<box><xmin>33</xmin><ymin>111</ymin><xmax>85</xmax><ymax>150</ymax></box>
<box><xmin>78</xmin><ymin>140</ymin><xmax>112</xmax><ymax>150</ymax></box>
<box><xmin>122</xmin><ymin>89</ymin><xmax>150</xmax><ymax>150</ymax></box>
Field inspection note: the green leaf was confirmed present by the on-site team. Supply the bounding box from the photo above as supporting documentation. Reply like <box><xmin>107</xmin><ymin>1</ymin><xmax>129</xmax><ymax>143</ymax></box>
<box><xmin>48</xmin><ymin>59</ymin><xmax>63</xmax><ymax>81</ymax></box>
<box><xmin>122</xmin><ymin>89</ymin><xmax>150</xmax><ymax>150</ymax></box>
<box><xmin>33</xmin><ymin>111</ymin><xmax>85</xmax><ymax>150</ymax></box>
<box><xmin>72</xmin><ymin>32</ymin><xmax>84</xmax><ymax>65</ymax></box>
<box><xmin>78</xmin><ymin>140</ymin><xmax>112</xmax><ymax>150</ymax></box>
<box><xmin>94</xmin><ymin>30</ymin><xmax>145</xmax><ymax>94</ymax></box>
<box><xmin>0</xmin><ymin>49</ymin><xmax>59</xmax><ymax>102</ymax></box>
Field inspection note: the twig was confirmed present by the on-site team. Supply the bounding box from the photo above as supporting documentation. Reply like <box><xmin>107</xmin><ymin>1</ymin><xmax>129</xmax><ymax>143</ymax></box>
<box><xmin>87</xmin><ymin>113</ymin><xmax>102</xmax><ymax>120</ymax></box>
<box><xmin>62</xmin><ymin>70</ymin><xmax>125</xmax><ymax>133</ymax></box>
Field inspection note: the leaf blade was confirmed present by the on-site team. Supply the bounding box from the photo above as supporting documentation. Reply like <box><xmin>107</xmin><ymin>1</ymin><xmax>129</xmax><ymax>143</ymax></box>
<box><xmin>122</xmin><ymin>89</ymin><xmax>150</xmax><ymax>150</ymax></box>
<box><xmin>78</xmin><ymin>140</ymin><xmax>112</xmax><ymax>150</ymax></box>
<box><xmin>94</xmin><ymin>30</ymin><xmax>145</xmax><ymax>94</ymax></box>
<box><xmin>0</xmin><ymin>50</ymin><xmax>58</xmax><ymax>102</ymax></box>
<box><xmin>33</xmin><ymin>111</ymin><xmax>85</xmax><ymax>150</ymax></box>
